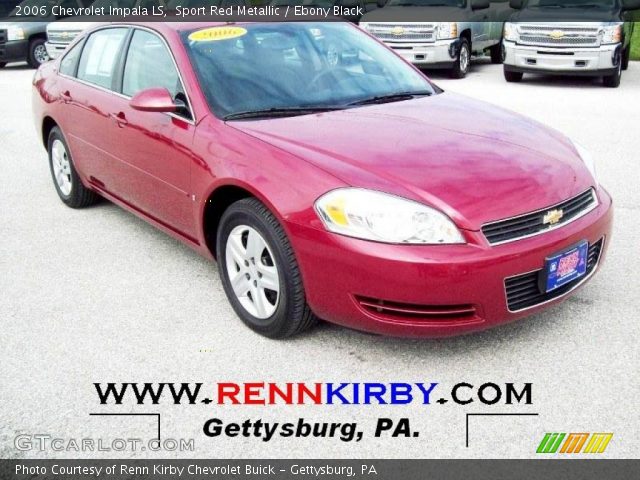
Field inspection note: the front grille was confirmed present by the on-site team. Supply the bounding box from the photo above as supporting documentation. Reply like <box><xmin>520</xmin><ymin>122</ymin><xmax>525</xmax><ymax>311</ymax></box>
<box><xmin>356</xmin><ymin>296</ymin><xmax>477</xmax><ymax>322</ymax></box>
<box><xmin>367</xmin><ymin>23</ymin><xmax>436</xmax><ymax>43</ymax></box>
<box><xmin>47</xmin><ymin>31</ymin><xmax>82</xmax><ymax>44</ymax></box>
<box><xmin>0</xmin><ymin>29</ymin><xmax>7</xmax><ymax>45</ymax></box>
<box><xmin>505</xmin><ymin>237</ymin><xmax>603</xmax><ymax>312</ymax></box>
<box><xmin>518</xmin><ymin>24</ymin><xmax>601</xmax><ymax>48</ymax></box>
<box><xmin>482</xmin><ymin>189</ymin><xmax>597</xmax><ymax>245</ymax></box>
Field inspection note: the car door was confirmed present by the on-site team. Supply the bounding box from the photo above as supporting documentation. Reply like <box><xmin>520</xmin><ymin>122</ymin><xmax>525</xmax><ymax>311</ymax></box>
<box><xmin>106</xmin><ymin>27</ymin><xmax>197</xmax><ymax>239</ymax></box>
<box><xmin>59</xmin><ymin>27</ymin><xmax>131</xmax><ymax>193</ymax></box>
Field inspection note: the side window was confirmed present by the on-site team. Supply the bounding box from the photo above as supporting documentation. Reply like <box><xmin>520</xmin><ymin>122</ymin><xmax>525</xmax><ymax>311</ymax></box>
<box><xmin>77</xmin><ymin>28</ymin><xmax>128</xmax><ymax>90</ymax></box>
<box><xmin>122</xmin><ymin>29</ymin><xmax>180</xmax><ymax>99</ymax></box>
<box><xmin>59</xmin><ymin>39</ymin><xmax>84</xmax><ymax>77</ymax></box>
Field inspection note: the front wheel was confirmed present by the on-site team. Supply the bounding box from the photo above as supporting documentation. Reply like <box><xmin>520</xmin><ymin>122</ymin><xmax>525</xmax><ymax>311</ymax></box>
<box><xmin>602</xmin><ymin>62</ymin><xmax>621</xmax><ymax>88</ymax></box>
<box><xmin>504</xmin><ymin>68</ymin><xmax>523</xmax><ymax>83</ymax></box>
<box><xmin>449</xmin><ymin>38</ymin><xmax>471</xmax><ymax>79</ymax></box>
<box><xmin>27</xmin><ymin>38</ymin><xmax>49</xmax><ymax>68</ymax></box>
<box><xmin>216</xmin><ymin>198</ymin><xmax>317</xmax><ymax>339</ymax></box>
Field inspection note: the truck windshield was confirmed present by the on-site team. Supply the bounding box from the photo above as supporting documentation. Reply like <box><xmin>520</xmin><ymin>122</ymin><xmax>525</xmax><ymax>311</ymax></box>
<box><xmin>525</xmin><ymin>0</ymin><xmax>616</xmax><ymax>8</ymax></box>
<box><xmin>183</xmin><ymin>22</ymin><xmax>437</xmax><ymax>120</ymax></box>
<box><xmin>386</xmin><ymin>0</ymin><xmax>466</xmax><ymax>7</ymax></box>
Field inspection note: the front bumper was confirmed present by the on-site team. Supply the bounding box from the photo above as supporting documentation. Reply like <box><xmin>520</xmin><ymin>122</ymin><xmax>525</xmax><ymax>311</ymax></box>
<box><xmin>287</xmin><ymin>188</ymin><xmax>613</xmax><ymax>337</ymax></box>
<box><xmin>45</xmin><ymin>42</ymin><xmax>67</xmax><ymax>60</ymax></box>
<box><xmin>0</xmin><ymin>39</ymin><xmax>29</xmax><ymax>63</ymax></box>
<box><xmin>382</xmin><ymin>39</ymin><xmax>457</xmax><ymax>66</ymax></box>
<box><xmin>504</xmin><ymin>41</ymin><xmax>620</xmax><ymax>76</ymax></box>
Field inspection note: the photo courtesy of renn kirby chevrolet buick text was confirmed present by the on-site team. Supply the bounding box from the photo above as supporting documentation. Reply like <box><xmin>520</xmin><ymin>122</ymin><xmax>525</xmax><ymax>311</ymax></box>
<box><xmin>32</xmin><ymin>22</ymin><xmax>612</xmax><ymax>339</ymax></box>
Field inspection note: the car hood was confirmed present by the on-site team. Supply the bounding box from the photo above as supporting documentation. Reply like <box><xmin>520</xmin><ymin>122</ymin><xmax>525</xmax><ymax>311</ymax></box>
<box><xmin>360</xmin><ymin>6</ymin><xmax>469</xmax><ymax>22</ymax></box>
<box><xmin>510</xmin><ymin>7</ymin><xmax>620</xmax><ymax>22</ymax></box>
<box><xmin>228</xmin><ymin>92</ymin><xmax>594</xmax><ymax>231</ymax></box>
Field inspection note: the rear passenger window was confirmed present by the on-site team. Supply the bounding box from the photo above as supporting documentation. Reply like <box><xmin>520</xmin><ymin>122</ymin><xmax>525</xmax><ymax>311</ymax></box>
<box><xmin>77</xmin><ymin>28</ymin><xmax>128</xmax><ymax>90</ymax></box>
<box><xmin>59</xmin><ymin>39</ymin><xmax>83</xmax><ymax>77</ymax></box>
<box><xmin>122</xmin><ymin>29</ymin><xmax>180</xmax><ymax>98</ymax></box>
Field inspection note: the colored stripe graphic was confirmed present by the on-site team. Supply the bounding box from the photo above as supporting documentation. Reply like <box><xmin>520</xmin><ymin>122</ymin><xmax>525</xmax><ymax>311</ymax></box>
<box><xmin>537</xmin><ymin>433</ymin><xmax>565</xmax><ymax>453</ymax></box>
<box><xmin>560</xmin><ymin>433</ymin><xmax>589</xmax><ymax>453</ymax></box>
<box><xmin>537</xmin><ymin>433</ymin><xmax>613</xmax><ymax>454</ymax></box>
<box><xmin>584</xmin><ymin>433</ymin><xmax>613</xmax><ymax>453</ymax></box>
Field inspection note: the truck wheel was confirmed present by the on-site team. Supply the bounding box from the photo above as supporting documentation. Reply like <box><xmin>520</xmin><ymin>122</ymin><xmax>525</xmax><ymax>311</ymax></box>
<box><xmin>27</xmin><ymin>38</ymin><xmax>49</xmax><ymax>69</ymax></box>
<box><xmin>0</xmin><ymin>62</ymin><xmax>6</xmax><ymax>69</ymax></box>
<box><xmin>489</xmin><ymin>43</ymin><xmax>504</xmax><ymax>64</ymax></box>
<box><xmin>450</xmin><ymin>38</ymin><xmax>471</xmax><ymax>79</ymax></box>
<box><xmin>504</xmin><ymin>68</ymin><xmax>523</xmax><ymax>83</ymax></box>
<box><xmin>603</xmin><ymin>62</ymin><xmax>621</xmax><ymax>88</ymax></box>
<box><xmin>621</xmin><ymin>47</ymin><xmax>630</xmax><ymax>71</ymax></box>
<box><xmin>217</xmin><ymin>198</ymin><xmax>317</xmax><ymax>339</ymax></box>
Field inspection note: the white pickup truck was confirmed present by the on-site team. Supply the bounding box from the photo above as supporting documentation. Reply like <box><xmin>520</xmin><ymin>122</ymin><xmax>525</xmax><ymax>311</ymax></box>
<box><xmin>359</xmin><ymin>0</ymin><xmax>511</xmax><ymax>78</ymax></box>
<box><xmin>503</xmin><ymin>0</ymin><xmax>640</xmax><ymax>88</ymax></box>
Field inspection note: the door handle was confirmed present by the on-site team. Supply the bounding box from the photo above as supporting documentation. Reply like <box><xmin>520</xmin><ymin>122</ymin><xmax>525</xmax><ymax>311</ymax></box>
<box><xmin>109</xmin><ymin>112</ymin><xmax>128</xmax><ymax>128</ymax></box>
<box><xmin>61</xmin><ymin>90</ymin><xmax>72</xmax><ymax>103</ymax></box>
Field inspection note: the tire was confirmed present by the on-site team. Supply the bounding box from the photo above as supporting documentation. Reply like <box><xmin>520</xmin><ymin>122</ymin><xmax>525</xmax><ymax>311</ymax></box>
<box><xmin>602</xmin><ymin>62</ymin><xmax>621</xmax><ymax>88</ymax></box>
<box><xmin>27</xmin><ymin>38</ymin><xmax>49</xmax><ymax>68</ymax></box>
<box><xmin>216</xmin><ymin>198</ymin><xmax>317</xmax><ymax>339</ymax></box>
<box><xmin>621</xmin><ymin>47</ymin><xmax>630</xmax><ymax>71</ymax></box>
<box><xmin>489</xmin><ymin>42</ymin><xmax>504</xmax><ymax>64</ymax></box>
<box><xmin>0</xmin><ymin>62</ymin><xmax>6</xmax><ymax>69</ymax></box>
<box><xmin>449</xmin><ymin>38</ymin><xmax>471</xmax><ymax>79</ymax></box>
<box><xmin>504</xmin><ymin>68</ymin><xmax>523</xmax><ymax>83</ymax></box>
<box><xmin>48</xmin><ymin>126</ymin><xmax>99</xmax><ymax>208</ymax></box>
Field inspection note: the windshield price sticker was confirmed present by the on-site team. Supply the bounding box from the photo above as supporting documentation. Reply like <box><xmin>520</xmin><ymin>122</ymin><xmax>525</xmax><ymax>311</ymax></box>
<box><xmin>189</xmin><ymin>27</ymin><xmax>247</xmax><ymax>43</ymax></box>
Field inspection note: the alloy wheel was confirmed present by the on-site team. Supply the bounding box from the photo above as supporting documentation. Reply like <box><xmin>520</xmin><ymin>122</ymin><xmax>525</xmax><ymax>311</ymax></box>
<box><xmin>51</xmin><ymin>139</ymin><xmax>72</xmax><ymax>196</ymax></box>
<box><xmin>225</xmin><ymin>225</ymin><xmax>280</xmax><ymax>319</ymax></box>
<box><xmin>33</xmin><ymin>44</ymin><xmax>49</xmax><ymax>65</ymax></box>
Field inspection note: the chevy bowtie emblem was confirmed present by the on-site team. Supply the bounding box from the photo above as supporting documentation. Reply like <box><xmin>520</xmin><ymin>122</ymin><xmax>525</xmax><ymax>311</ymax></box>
<box><xmin>543</xmin><ymin>209</ymin><xmax>564</xmax><ymax>225</ymax></box>
<box><xmin>392</xmin><ymin>26</ymin><xmax>405</xmax><ymax>36</ymax></box>
<box><xmin>61</xmin><ymin>32</ymin><xmax>70</xmax><ymax>38</ymax></box>
<box><xmin>549</xmin><ymin>30</ymin><xmax>565</xmax><ymax>40</ymax></box>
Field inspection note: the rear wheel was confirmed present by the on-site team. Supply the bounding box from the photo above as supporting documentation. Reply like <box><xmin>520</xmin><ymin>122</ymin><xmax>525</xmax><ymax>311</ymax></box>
<box><xmin>489</xmin><ymin>43</ymin><xmax>504</xmax><ymax>64</ymax></box>
<box><xmin>48</xmin><ymin>127</ymin><xmax>99</xmax><ymax>208</ymax></box>
<box><xmin>449</xmin><ymin>38</ymin><xmax>471</xmax><ymax>79</ymax></box>
<box><xmin>602</xmin><ymin>62</ymin><xmax>622</xmax><ymax>88</ymax></box>
<box><xmin>27</xmin><ymin>38</ymin><xmax>49</xmax><ymax>68</ymax></box>
<box><xmin>216</xmin><ymin>198</ymin><xmax>317</xmax><ymax>339</ymax></box>
<box><xmin>504</xmin><ymin>68</ymin><xmax>523</xmax><ymax>83</ymax></box>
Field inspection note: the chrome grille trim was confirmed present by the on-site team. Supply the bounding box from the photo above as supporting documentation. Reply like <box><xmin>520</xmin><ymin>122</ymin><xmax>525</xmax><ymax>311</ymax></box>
<box><xmin>482</xmin><ymin>189</ymin><xmax>598</xmax><ymax>246</ymax></box>
<box><xmin>47</xmin><ymin>31</ymin><xmax>82</xmax><ymax>44</ymax></box>
<box><xmin>366</xmin><ymin>23</ymin><xmax>436</xmax><ymax>43</ymax></box>
<box><xmin>517</xmin><ymin>24</ymin><xmax>601</xmax><ymax>48</ymax></box>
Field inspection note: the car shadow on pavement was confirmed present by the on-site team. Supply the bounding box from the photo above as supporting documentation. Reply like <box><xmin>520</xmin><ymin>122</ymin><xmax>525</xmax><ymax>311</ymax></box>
<box><xmin>2</xmin><ymin>62</ymin><xmax>31</xmax><ymax>70</ymax></box>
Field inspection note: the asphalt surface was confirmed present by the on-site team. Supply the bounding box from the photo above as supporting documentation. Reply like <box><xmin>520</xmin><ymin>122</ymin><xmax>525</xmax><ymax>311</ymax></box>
<box><xmin>1</xmin><ymin>59</ymin><xmax>639</xmax><ymax>460</ymax></box>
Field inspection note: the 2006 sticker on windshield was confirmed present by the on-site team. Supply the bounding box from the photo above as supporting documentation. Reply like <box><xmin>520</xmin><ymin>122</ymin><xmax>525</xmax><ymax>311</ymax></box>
<box><xmin>189</xmin><ymin>27</ymin><xmax>247</xmax><ymax>42</ymax></box>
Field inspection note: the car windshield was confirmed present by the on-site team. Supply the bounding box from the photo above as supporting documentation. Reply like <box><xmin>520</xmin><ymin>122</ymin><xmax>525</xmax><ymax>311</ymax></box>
<box><xmin>524</xmin><ymin>0</ymin><xmax>616</xmax><ymax>8</ymax></box>
<box><xmin>386</xmin><ymin>0</ymin><xmax>466</xmax><ymax>7</ymax></box>
<box><xmin>183</xmin><ymin>22</ymin><xmax>437</xmax><ymax>120</ymax></box>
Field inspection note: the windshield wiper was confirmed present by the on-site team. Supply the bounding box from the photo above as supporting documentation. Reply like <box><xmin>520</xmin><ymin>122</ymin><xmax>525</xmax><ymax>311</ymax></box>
<box><xmin>223</xmin><ymin>106</ymin><xmax>344</xmax><ymax>121</ymax></box>
<box><xmin>346</xmin><ymin>91</ymin><xmax>433</xmax><ymax>107</ymax></box>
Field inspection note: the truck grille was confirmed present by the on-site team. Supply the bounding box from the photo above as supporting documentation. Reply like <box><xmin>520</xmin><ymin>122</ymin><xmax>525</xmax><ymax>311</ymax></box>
<box><xmin>504</xmin><ymin>237</ymin><xmax>603</xmax><ymax>312</ymax></box>
<box><xmin>0</xmin><ymin>29</ymin><xmax>7</xmax><ymax>45</ymax></box>
<box><xmin>518</xmin><ymin>24</ymin><xmax>601</xmax><ymax>48</ymax></box>
<box><xmin>482</xmin><ymin>189</ymin><xmax>598</xmax><ymax>245</ymax></box>
<box><xmin>366</xmin><ymin>23</ymin><xmax>436</xmax><ymax>43</ymax></box>
<box><xmin>47</xmin><ymin>30</ymin><xmax>82</xmax><ymax>44</ymax></box>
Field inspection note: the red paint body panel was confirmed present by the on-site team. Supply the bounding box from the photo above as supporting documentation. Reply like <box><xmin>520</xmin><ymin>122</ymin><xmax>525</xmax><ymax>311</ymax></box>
<box><xmin>32</xmin><ymin>22</ymin><xmax>613</xmax><ymax>337</ymax></box>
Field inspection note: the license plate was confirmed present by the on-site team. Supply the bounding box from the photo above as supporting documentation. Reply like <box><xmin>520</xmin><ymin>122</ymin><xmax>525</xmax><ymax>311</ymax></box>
<box><xmin>544</xmin><ymin>241</ymin><xmax>589</xmax><ymax>293</ymax></box>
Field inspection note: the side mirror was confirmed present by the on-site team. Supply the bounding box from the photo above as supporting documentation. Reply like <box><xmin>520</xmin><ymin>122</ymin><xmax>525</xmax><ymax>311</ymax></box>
<box><xmin>621</xmin><ymin>0</ymin><xmax>640</xmax><ymax>10</ymax></box>
<box><xmin>509</xmin><ymin>0</ymin><xmax>524</xmax><ymax>9</ymax></box>
<box><xmin>471</xmin><ymin>0</ymin><xmax>490</xmax><ymax>9</ymax></box>
<box><xmin>129</xmin><ymin>88</ymin><xmax>178</xmax><ymax>113</ymax></box>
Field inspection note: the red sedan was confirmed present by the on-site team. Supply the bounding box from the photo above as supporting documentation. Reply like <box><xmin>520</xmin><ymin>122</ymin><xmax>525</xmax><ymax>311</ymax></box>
<box><xmin>32</xmin><ymin>22</ymin><xmax>612</xmax><ymax>338</ymax></box>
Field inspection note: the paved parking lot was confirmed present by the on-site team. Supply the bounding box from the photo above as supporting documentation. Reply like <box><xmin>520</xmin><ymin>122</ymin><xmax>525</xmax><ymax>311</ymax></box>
<box><xmin>1</xmin><ymin>60</ymin><xmax>639</xmax><ymax>459</ymax></box>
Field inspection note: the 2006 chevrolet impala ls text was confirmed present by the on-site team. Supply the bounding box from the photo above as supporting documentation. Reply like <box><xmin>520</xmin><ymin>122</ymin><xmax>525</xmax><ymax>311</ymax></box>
<box><xmin>32</xmin><ymin>22</ymin><xmax>613</xmax><ymax>338</ymax></box>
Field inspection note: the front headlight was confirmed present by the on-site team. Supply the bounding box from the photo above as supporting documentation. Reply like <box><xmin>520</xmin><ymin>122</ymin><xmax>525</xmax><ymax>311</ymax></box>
<box><xmin>504</xmin><ymin>22</ymin><xmax>518</xmax><ymax>42</ymax></box>
<box><xmin>315</xmin><ymin>188</ymin><xmax>465</xmax><ymax>244</ymax></box>
<box><xmin>7</xmin><ymin>26</ymin><xmax>25</xmax><ymax>41</ymax></box>
<box><xmin>437</xmin><ymin>22</ymin><xmax>458</xmax><ymax>40</ymax></box>
<box><xmin>571</xmin><ymin>140</ymin><xmax>597</xmax><ymax>185</ymax></box>
<box><xmin>600</xmin><ymin>24</ymin><xmax>622</xmax><ymax>45</ymax></box>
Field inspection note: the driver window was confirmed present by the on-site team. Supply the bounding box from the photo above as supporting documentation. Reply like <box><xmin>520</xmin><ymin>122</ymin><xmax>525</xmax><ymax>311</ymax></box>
<box><xmin>122</xmin><ymin>29</ymin><xmax>181</xmax><ymax>100</ymax></box>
